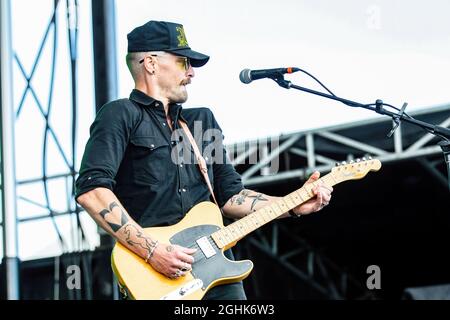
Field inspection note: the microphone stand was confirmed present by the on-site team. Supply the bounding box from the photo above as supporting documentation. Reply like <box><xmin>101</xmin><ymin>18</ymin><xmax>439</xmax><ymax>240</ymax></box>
<box><xmin>268</xmin><ymin>73</ymin><xmax>450</xmax><ymax>191</ymax></box>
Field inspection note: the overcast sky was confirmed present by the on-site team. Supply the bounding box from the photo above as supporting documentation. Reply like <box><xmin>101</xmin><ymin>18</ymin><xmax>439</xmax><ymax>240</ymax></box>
<box><xmin>116</xmin><ymin>0</ymin><xmax>450</xmax><ymax>143</ymax></box>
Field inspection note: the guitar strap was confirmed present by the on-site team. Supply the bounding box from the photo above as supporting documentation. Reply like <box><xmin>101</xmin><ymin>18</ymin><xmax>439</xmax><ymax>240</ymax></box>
<box><xmin>178</xmin><ymin>120</ymin><xmax>219</xmax><ymax>207</ymax></box>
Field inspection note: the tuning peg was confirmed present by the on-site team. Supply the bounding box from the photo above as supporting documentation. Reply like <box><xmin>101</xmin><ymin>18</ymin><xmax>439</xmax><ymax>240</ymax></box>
<box><xmin>368</xmin><ymin>156</ymin><xmax>372</xmax><ymax>160</ymax></box>
<box><xmin>356</xmin><ymin>158</ymin><xmax>361</xmax><ymax>163</ymax></box>
<box><xmin>335</xmin><ymin>162</ymin><xmax>340</xmax><ymax>167</ymax></box>
<box><xmin>341</xmin><ymin>161</ymin><xmax>347</xmax><ymax>165</ymax></box>
<box><xmin>349</xmin><ymin>160</ymin><xmax>355</xmax><ymax>164</ymax></box>
<box><xmin>362</xmin><ymin>157</ymin><xmax>367</xmax><ymax>161</ymax></box>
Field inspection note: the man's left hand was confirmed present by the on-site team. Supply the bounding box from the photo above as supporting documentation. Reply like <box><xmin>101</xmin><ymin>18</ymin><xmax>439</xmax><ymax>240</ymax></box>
<box><xmin>292</xmin><ymin>171</ymin><xmax>333</xmax><ymax>216</ymax></box>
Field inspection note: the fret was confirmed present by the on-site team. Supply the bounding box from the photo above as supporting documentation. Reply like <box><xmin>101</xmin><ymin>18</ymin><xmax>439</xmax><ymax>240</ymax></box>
<box><xmin>322</xmin><ymin>175</ymin><xmax>333</xmax><ymax>187</ymax></box>
<box><xmin>261</xmin><ymin>208</ymin><xmax>272</xmax><ymax>223</ymax></box>
<box><xmin>259</xmin><ymin>207</ymin><xmax>270</xmax><ymax>222</ymax></box>
<box><xmin>302</xmin><ymin>186</ymin><xmax>314</xmax><ymax>200</ymax></box>
<box><xmin>245</xmin><ymin>216</ymin><xmax>256</xmax><ymax>231</ymax></box>
<box><xmin>277</xmin><ymin>199</ymin><xmax>290</xmax><ymax>214</ymax></box>
<box><xmin>236</xmin><ymin>220</ymin><xmax>246</xmax><ymax>236</ymax></box>
<box><xmin>285</xmin><ymin>194</ymin><xmax>297</xmax><ymax>208</ymax></box>
<box><xmin>222</xmin><ymin>228</ymin><xmax>233</xmax><ymax>243</ymax></box>
<box><xmin>294</xmin><ymin>190</ymin><xmax>304</xmax><ymax>203</ymax></box>
<box><xmin>234</xmin><ymin>223</ymin><xmax>243</xmax><ymax>238</ymax></box>
<box><xmin>263</xmin><ymin>207</ymin><xmax>274</xmax><ymax>221</ymax></box>
<box><xmin>271</xmin><ymin>202</ymin><xmax>283</xmax><ymax>216</ymax></box>
<box><xmin>250</xmin><ymin>214</ymin><xmax>262</xmax><ymax>228</ymax></box>
<box><xmin>214</xmin><ymin>231</ymin><xmax>225</xmax><ymax>248</ymax></box>
<box><xmin>328</xmin><ymin>173</ymin><xmax>337</xmax><ymax>184</ymax></box>
<box><xmin>238</xmin><ymin>220</ymin><xmax>248</xmax><ymax>237</ymax></box>
<box><xmin>228</xmin><ymin>224</ymin><xmax>239</xmax><ymax>241</ymax></box>
<box><xmin>264</xmin><ymin>207</ymin><xmax>274</xmax><ymax>219</ymax></box>
<box><xmin>242</xmin><ymin>216</ymin><xmax>253</xmax><ymax>232</ymax></box>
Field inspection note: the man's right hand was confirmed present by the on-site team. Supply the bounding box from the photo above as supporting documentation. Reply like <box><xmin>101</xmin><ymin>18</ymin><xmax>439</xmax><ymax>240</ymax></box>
<box><xmin>149</xmin><ymin>243</ymin><xmax>197</xmax><ymax>279</ymax></box>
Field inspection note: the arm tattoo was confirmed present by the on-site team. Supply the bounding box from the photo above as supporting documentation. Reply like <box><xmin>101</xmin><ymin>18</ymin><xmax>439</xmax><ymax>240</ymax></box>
<box><xmin>248</xmin><ymin>194</ymin><xmax>268</xmax><ymax>211</ymax></box>
<box><xmin>229</xmin><ymin>189</ymin><xmax>268</xmax><ymax>211</ymax></box>
<box><xmin>98</xmin><ymin>201</ymin><xmax>129</xmax><ymax>233</ymax></box>
<box><xmin>123</xmin><ymin>225</ymin><xmax>157</xmax><ymax>251</ymax></box>
<box><xmin>230</xmin><ymin>189</ymin><xmax>252</xmax><ymax>206</ymax></box>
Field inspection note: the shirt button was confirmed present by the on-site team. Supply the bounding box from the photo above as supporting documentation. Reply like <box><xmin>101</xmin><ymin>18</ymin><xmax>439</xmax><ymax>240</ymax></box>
<box><xmin>155</xmin><ymin>103</ymin><xmax>160</xmax><ymax>107</ymax></box>
<box><xmin>150</xmin><ymin>144</ymin><xmax>155</xmax><ymax>148</ymax></box>
<box><xmin>162</xmin><ymin>123</ymin><xmax>166</xmax><ymax>126</ymax></box>
<box><xmin>182</xmin><ymin>188</ymin><xmax>187</xmax><ymax>192</ymax></box>
<box><xmin>179</xmin><ymin>164</ymin><xmax>183</xmax><ymax>168</ymax></box>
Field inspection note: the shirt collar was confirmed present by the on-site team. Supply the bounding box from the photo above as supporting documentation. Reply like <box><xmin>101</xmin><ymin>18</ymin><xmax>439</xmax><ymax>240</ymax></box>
<box><xmin>129</xmin><ymin>89</ymin><xmax>187</xmax><ymax>123</ymax></box>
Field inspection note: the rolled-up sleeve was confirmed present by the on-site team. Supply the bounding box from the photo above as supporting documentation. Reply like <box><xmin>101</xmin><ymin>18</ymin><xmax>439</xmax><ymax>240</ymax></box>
<box><xmin>209</xmin><ymin>112</ymin><xmax>244</xmax><ymax>208</ymax></box>
<box><xmin>75</xmin><ymin>100</ymin><xmax>138</xmax><ymax>200</ymax></box>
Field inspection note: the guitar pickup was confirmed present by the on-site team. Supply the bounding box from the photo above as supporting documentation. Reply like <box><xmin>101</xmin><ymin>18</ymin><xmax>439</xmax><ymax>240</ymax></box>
<box><xmin>196</xmin><ymin>236</ymin><xmax>216</xmax><ymax>258</ymax></box>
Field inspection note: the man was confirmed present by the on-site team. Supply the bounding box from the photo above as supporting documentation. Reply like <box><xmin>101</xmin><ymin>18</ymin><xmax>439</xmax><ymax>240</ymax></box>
<box><xmin>75</xmin><ymin>20</ymin><xmax>333</xmax><ymax>300</ymax></box>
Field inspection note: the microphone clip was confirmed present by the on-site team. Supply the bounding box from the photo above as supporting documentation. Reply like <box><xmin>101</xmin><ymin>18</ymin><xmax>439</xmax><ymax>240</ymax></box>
<box><xmin>269</xmin><ymin>73</ymin><xmax>292</xmax><ymax>89</ymax></box>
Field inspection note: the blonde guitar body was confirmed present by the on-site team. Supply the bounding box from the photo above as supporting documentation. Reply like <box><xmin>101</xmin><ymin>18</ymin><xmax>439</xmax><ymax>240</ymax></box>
<box><xmin>111</xmin><ymin>201</ymin><xmax>253</xmax><ymax>300</ymax></box>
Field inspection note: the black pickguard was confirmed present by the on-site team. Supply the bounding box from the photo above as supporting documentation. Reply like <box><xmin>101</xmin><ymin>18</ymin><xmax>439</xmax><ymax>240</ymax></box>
<box><xmin>170</xmin><ymin>224</ymin><xmax>253</xmax><ymax>290</ymax></box>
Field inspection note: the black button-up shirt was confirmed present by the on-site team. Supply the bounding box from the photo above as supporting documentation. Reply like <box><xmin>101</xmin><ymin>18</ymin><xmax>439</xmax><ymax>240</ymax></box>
<box><xmin>75</xmin><ymin>89</ymin><xmax>244</xmax><ymax>228</ymax></box>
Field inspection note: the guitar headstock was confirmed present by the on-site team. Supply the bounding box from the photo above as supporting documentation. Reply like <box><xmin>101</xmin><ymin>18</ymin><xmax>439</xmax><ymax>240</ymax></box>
<box><xmin>331</xmin><ymin>157</ymin><xmax>381</xmax><ymax>181</ymax></box>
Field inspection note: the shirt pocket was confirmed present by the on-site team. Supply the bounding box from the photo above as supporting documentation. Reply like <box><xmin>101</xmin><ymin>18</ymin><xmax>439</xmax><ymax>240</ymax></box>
<box><xmin>129</xmin><ymin>135</ymin><xmax>171</xmax><ymax>185</ymax></box>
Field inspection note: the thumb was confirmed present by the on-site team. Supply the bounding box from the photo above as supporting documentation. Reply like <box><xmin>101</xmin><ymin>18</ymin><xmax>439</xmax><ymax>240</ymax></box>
<box><xmin>306</xmin><ymin>171</ymin><xmax>320</xmax><ymax>184</ymax></box>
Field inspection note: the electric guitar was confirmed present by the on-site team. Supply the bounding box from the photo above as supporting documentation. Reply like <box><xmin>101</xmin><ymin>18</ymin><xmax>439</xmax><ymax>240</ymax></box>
<box><xmin>111</xmin><ymin>158</ymin><xmax>381</xmax><ymax>299</ymax></box>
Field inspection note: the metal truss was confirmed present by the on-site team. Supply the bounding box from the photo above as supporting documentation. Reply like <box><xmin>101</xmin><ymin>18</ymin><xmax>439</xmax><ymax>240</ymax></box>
<box><xmin>228</xmin><ymin>104</ymin><xmax>450</xmax><ymax>187</ymax></box>
<box><xmin>10</xmin><ymin>0</ymin><xmax>87</xmax><ymax>252</ymax></box>
<box><xmin>228</xmin><ymin>103</ymin><xmax>450</xmax><ymax>299</ymax></box>
<box><xmin>0</xmin><ymin>0</ymin><xmax>99</xmax><ymax>300</ymax></box>
<box><xmin>241</xmin><ymin>223</ymin><xmax>376</xmax><ymax>299</ymax></box>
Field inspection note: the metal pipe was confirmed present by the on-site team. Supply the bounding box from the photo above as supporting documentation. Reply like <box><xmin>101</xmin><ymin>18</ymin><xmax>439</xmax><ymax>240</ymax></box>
<box><xmin>1</xmin><ymin>0</ymin><xmax>20</xmax><ymax>300</ymax></box>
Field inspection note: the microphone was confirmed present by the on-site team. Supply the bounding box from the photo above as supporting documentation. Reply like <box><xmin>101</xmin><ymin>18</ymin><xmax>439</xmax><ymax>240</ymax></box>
<box><xmin>239</xmin><ymin>67</ymin><xmax>300</xmax><ymax>84</ymax></box>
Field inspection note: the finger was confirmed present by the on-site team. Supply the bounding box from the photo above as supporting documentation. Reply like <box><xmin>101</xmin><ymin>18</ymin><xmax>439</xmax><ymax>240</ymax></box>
<box><xmin>321</xmin><ymin>185</ymin><xmax>333</xmax><ymax>193</ymax></box>
<box><xmin>306</xmin><ymin>171</ymin><xmax>320</xmax><ymax>184</ymax></box>
<box><xmin>178</xmin><ymin>261</ymin><xmax>192</xmax><ymax>272</ymax></box>
<box><xmin>181</xmin><ymin>246</ymin><xmax>197</xmax><ymax>254</ymax></box>
<box><xmin>170</xmin><ymin>269</ymin><xmax>184</xmax><ymax>279</ymax></box>
<box><xmin>315</xmin><ymin>191</ymin><xmax>323</xmax><ymax>211</ymax></box>
<box><xmin>178</xmin><ymin>251</ymin><xmax>195</xmax><ymax>264</ymax></box>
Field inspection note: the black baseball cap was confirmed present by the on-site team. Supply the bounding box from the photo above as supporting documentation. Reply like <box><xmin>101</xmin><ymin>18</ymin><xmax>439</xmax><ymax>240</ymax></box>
<box><xmin>127</xmin><ymin>21</ymin><xmax>210</xmax><ymax>68</ymax></box>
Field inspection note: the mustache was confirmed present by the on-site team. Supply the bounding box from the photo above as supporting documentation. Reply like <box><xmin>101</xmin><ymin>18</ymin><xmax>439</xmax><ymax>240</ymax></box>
<box><xmin>180</xmin><ymin>79</ymin><xmax>191</xmax><ymax>86</ymax></box>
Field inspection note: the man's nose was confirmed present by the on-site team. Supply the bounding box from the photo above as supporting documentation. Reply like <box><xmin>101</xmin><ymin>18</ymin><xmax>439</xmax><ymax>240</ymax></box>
<box><xmin>186</xmin><ymin>65</ymin><xmax>195</xmax><ymax>78</ymax></box>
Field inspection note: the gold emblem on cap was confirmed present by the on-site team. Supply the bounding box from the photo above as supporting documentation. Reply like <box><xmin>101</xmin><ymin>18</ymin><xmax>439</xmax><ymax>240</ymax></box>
<box><xmin>176</xmin><ymin>26</ymin><xmax>189</xmax><ymax>47</ymax></box>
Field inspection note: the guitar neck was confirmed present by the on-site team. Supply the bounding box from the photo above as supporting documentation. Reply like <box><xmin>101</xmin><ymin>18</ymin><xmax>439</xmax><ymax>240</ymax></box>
<box><xmin>211</xmin><ymin>172</ymin><xmax>342</xmax><ymax>249</ymax></box>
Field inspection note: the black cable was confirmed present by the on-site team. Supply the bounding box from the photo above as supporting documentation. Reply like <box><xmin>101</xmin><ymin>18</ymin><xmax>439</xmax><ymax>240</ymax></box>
<box><xmin>297</xmin><ymin>68</ymin><xmax>411</xmax><ymax>115</ymax></box>
<box><xmin>295</xmin><ymin>68</ymin><xmax>450</xmax><ymax>141</ymax></box>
